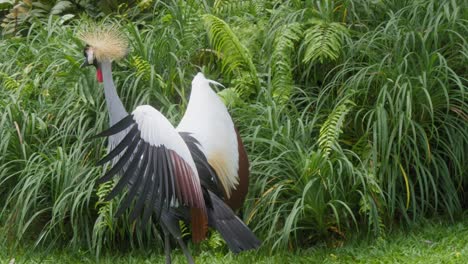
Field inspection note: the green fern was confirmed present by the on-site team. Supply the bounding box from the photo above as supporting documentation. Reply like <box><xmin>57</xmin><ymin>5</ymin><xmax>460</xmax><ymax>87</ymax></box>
<box><xmin>0</xmin><ymin>73</ymin><xmax>19</xmax><ymax>90</ymax></box>
<box><xmin>271</xmin><ymin>22</ymin><xmax>302</xmax><ymax>103</ymax></box>
<box><xmin>94</xmin><ymin>180</ymin><xmax>115</xmax><ymax>232</ymax></box>
<box><xmin>184</xmin><ymin>13</ymin><xmax>204</xmax><ymax>45</ymax></box>
<box><xmin>202</xmin><ymin>14</ymin><xmax>259</xmax><ymax>95</ymax></box>
<box><xmin>199</xmin><ymin>231</ymin><xmax>225</xmax><ymax>252</ymax></box>
<box><xmin>213</xmin><ymin>0</ymin><xmax>261</xmax><ymax>15</ymax></box>
<box><xmin>207</xmin><ymin>231</ymin><xmax>224</xmax><ymax>249</ymax></box>
<box><xmin>318</xmin><ymin>100</ymin><xmax>353</xmax><ymax>157</ymax></box>
<box><xmin>130</xmin><ymin>55</ymin><xmax>151</xmax><ymax>81</ymax></box>
<box><xmin>179</xmin><ymin>220</ymin><xmax>190</xmax><ymax>240</ymax></box>
<box><xmin>92</xmin><ymin>179</ymin><xmax>115</xmax><ymax>256</ymax></box>
<box><xmin>302</xmin><ymin>18</ymin><xmax>348</xmax><ymax>64</ymax></box>
<box><xmin>217</xmin><ymin>87</ymin><xmax>241</xmax><ymax>107</ymax></box>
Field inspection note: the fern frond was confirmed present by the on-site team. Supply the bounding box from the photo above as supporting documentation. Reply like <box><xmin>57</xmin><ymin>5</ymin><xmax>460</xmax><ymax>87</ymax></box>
<box><xmin>271</xmin><ymin>22</ymin><xmax>302</xmax><ymax>103</ymax></box>
<box><xmin>130</xmin><ymin>55</ymin><xmax>151</xmax><ymax>81</ymax></box>
<box><xmin>94</xmin><ymin>180</ymin><xmax>115</xmax><ymax>231</ymax></box>
<box><xmin>0</xmin><ymin>73</ymin><xmax>19</xmax><ymax>90</ymax></box>
<box><xmin>302</xmin><ymin>19</ymin><xmax>348</xmax><ymax>64</ymax></box>
<box><xmin>213</xmin><ymin>0</ymin><xmax>261</xmax><ymax>15</ymax></box>
<box><xmin>318</xmin><ymin>100</ymin><xmax>353</xmax><ymax>157</ymax></box>
<box><xmin>217</xmin><ymin>87</ymin><xmax>241</xmax><ymax>107</ymax></box>
<box><xmin>179</xmin><ymin>220</ymin><xmax>190</xmax><ymax>240</ymax></box>
<box><xmin>202</xmin><ymin>14</ymin><xmax>259</xmax><ymax>94</ymax></box>
<box><xmin>184</xmin><ymin>13</ymin><xmax>204</xmax><ymax>44</ymax></box>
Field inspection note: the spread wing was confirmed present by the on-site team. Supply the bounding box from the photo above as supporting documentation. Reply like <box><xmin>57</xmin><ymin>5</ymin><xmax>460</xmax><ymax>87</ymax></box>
<box><xmin>95</xmin><ymin>105</ymin><xmax>207</xmax><ymax>241</ymax></box>
<box><xmin>177</xmin><ymin>73</ymin><xmax>249</xmax><ymax>210</ymax></box>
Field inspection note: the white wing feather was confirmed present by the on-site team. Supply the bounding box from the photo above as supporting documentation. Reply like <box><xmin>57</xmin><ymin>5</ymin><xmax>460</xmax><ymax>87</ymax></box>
<box><xmin>177</xmin><ymin>73</ymin><xmax>239</xmax><ymax>197</ymax></box>
<box><xmin>132</xmin><ymin>105</ymin><xmax>199</xmax><ymax>181</ymax></box>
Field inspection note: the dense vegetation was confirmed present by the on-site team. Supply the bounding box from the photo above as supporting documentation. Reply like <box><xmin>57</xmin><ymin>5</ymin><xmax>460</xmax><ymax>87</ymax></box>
<box><xmin>1</xmin><ymin>0</ymin><xmax>466</xmax><ymax>256</ymax></box>
<box><xmin>2</xmin><ymin>217</ymin><xmax>468</xmax><ymax>263</ymax></box>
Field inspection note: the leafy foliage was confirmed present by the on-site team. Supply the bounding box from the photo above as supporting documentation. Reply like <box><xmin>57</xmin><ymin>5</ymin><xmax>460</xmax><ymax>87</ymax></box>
<box><xmin>1</xmin><ymin>0</ymin><xmax>77</xmax><ymax>35</ymax></box>
<box><xmin>0</xmin><ymin>0</ymin><xmax>137</xmax><ymax>36</ymax></box>
<box><xmin>270</xmin><ymin>22</ymin><xmax>302</xmax><ymax>103</ymax></box>
<box><xmin>213</xmin><ymin>0</ymin><xmax>262</xmax><ymax>16</ymax></box>
<box><xmin>202</xmin><ymin>14</ymin><xmax>259</xmax><ymax>96</ymax></box>
<box><xmin>302</xmin><ymin>19</ymin><xmax>348</xmax><ymax>64</ymax></box>
<box><xmin>318</xmin><ymin>100</ymin><xmax>352</xmax><ymax>157</ymax></box>
<box><xmin>0</xmin><ymin>0</ymin><xmax>467</xmax><ymax>255</ymax></box>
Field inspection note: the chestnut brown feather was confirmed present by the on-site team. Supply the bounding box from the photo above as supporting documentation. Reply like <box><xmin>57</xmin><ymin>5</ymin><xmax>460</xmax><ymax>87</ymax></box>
<box><xmin>224</xmin><ymin>128</ymin><xmax>249</xmax><ymax>211</ymax></box>
<box><xmin>190</xmin><ymin>207</ymin><xmax>208</xmax><ymax>243</ymax></box>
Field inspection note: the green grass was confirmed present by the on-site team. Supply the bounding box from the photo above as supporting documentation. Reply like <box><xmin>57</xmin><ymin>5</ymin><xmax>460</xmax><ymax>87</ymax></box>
<box><xmin>2</xmin><ymin>217</ymin><xmax>467</xmax><ymax>263</ymax></box>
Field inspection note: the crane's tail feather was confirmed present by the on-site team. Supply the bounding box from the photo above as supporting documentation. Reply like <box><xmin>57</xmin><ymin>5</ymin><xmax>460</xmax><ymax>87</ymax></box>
<box><xmin>207</xmin><ymin>191</ymin><xmax>261</xmax><ymax>253</ymax></box>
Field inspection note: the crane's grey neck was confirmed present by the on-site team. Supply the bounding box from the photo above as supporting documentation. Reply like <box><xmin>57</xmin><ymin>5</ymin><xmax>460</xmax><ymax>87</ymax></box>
<box><xmin>100</xmin><ymin>60</ymin><xmax>128</xmax><ymax>126</ymax></box>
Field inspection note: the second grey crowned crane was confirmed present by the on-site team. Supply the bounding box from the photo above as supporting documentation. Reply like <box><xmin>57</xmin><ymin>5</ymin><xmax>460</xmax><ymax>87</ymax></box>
<box><xmin>79</xmin><ymin>27</ymin><xmax>260</xmax><ymax>264</ymax></box>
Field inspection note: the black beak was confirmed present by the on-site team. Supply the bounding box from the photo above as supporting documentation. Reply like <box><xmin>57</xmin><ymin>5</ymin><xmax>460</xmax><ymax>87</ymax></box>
<box><xmin>80</xmin><ymin>60</ymin><xmax>89</xmax><ymax>68</ymax></box>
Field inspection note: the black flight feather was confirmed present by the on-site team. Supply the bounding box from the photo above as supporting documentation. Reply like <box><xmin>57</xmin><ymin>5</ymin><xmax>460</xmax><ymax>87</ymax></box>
<box><xmin>96</xmin><ymin>135</ymin><xmax>141</xmax><ymax>184</ymax></box>
<box><xmin>140</xmin><ymin>148</ymin><xmax>158</xmax><ymax>227</ymax></box>
<box><xmin>94</xmin><ymin>115</ymin><xmax>134</xmax><ymax>138</ymax></box>
<box><xmin>115</xmin><ymin>143</ymin><xmax>150</xmax><ymax>218</ymax></box>
<box><xmin>207</xmin><ymin>190</ymin><xmax>261</xmax><ymax>253</ymax></box>
<box><xmin>154</xmin><ymin>147</ymin><xmax>165</xmax><ymax>220</ymax></box>
<box><xmin>96</xmin><ymin>125</ymin><xmax>139</xmax><ymax>166</ymax></box>
<box><xmin>130</xmin><ymin>147</ymin><xmax>154</xmax><ymax>222</ymax></box>
<box><xmin>165</xmin><ymin>148</ymin><xmax>177</xmax><ymax>207</ymax></box>
<box><xmin>160</xmin><ymin>147</ymin><xmax>171</xmax><ymax>211</ymax></box>
<box><xmin>180</xmin><ymin>132</ymin><xmax>222</xmax><ymax>197</ymax></box>
<box><xmin>103</xmin><ymin>140</ymin><xmax>146</xmax><ymax>200</ymax></box>
<box><xmin>105</xmin><ymin>162</ymin><xmax>140</xmax><ymax>201</ymax></box>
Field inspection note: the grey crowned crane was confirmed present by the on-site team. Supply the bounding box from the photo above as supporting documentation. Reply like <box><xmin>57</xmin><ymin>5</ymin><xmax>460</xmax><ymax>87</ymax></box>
<box><xmin>78</xmin><ymin>28</ymin><xmax>260</xmax><ymax>263</ymax></box>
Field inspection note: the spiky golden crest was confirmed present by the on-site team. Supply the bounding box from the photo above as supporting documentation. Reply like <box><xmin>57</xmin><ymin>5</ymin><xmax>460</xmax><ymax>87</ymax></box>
<box><xmin>78</xmin><ymin>26</ymin><xmax>129</xmax><ymax>61</ymax></box>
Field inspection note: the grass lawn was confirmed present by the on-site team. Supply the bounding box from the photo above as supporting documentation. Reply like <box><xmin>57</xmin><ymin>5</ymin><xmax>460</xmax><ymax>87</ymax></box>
<box><xmin>2</xmin><ymin>217</ymin><xmax>467</xmax><ymax>264</ymax></box>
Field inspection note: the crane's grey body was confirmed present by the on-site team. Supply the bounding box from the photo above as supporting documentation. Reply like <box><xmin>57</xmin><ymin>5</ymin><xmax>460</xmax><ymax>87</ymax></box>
<box><xmin>101</xmin><ymin>60</ymin><xmax>128</xmax><ymax>150</ymax></box>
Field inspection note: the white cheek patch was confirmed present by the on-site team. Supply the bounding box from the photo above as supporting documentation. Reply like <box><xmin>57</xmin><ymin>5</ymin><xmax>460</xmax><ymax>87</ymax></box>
<box><xmin>87</xmin><ymin>49</ymin><xmax>94</xmax><ymax>64</ymax></box>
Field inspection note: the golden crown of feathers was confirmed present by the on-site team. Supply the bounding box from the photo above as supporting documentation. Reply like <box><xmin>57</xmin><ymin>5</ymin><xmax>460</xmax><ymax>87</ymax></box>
<box><xmin>78</xmin><ymin>26</ymin><xmax>129</xmax><ymax>61</ymax></box>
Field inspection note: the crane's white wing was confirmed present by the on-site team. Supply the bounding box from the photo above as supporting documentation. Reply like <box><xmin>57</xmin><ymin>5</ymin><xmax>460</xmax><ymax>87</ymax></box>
<box><xmin>95</xmin><ymin>105</ymin><xmax>207</xmax><ymax>240</ymax></box>
<box><xmin>177</xmin><ymin>73</ymin><xmax>249</xmax><ymax>209</ymax></box>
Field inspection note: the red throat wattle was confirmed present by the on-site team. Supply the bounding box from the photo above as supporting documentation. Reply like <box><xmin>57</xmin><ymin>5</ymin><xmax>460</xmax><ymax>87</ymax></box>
<box><xmin>97</xmin><ymin>69</ymin><xmax>103</xmax><ymax>83</ymax></box>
